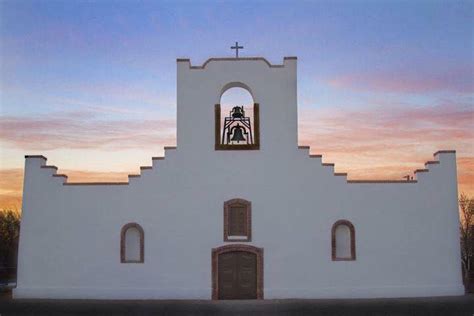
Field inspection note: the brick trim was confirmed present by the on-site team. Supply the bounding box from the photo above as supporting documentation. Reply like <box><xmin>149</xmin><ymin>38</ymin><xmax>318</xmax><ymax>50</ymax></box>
<box><xmin>347</xmin><ymin>180</ymin><xmax>417</xmax><ymax>184</ymax></box>
<box><xmin>215</xmin><ymin>104</ymin><xmax>221</xmax><ymax>149</ymax></box>
<box><xmin>64</xmin><ymin>182</ymin><xmax>129</xmax><ymax>186</ymax></box>
<box><xmin>434</xmin><ymin>150</ymin><xmax>456</xmax><ymax>156</ymax></box>
<box><xmin>331</xmin><ymin>220</ymin><xmax>356</xmax><ymax>261</ymax></box>
<box><xmin>215</xmin><ymin>103</ymin><xmax>260</xmax><ymax>150</ymax></box>
<box><xmin>211</xmin><ymin>244</ymin><xmax>264</xmax><ymax>300</ymax></box>
<box><xmin>25</xmin><ymin>155</ymin><xmax>47</xmax><ymax>160</ymax></box>
<box><xmin>414</xmin><ymin>169</ymin><xmax>429</xmax><ymax>174</ymax></box>
<box><xmin>41</xmin><ymin>165</ymin><xmax>58</xmax><ymax>170</ymax></box>
<box><xmin>120</xmin><ymin>223</ymin><xmax>144</xmax><ymax>263</ymax></box>
<box><xmin>322</xmin><ymin>163</ymin><xmax>335</xmax><ymax>167</ymax></box>
<box><xmin>224</xmin><ymin>199</ymin><xmax>252</xmax><ymax>242</ymax></box>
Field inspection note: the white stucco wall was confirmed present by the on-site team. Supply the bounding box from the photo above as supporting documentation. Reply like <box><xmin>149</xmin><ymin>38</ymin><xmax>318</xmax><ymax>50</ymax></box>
<box><xmin>14</xmin><ymin>57</ymin><xmax>464</xmax><ymax>299</ymax></box>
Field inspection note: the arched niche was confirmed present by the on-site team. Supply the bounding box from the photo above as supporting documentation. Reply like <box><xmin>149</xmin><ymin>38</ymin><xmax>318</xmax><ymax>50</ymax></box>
<box><xmin>120</xmin><ymin>222</ymin><xmax>145</xmax><ymax>263</ymax></box>
<box><xmin>331</xmin><ymin>220</ymin><xmax>356</xmax><ymax>261</ymax></box>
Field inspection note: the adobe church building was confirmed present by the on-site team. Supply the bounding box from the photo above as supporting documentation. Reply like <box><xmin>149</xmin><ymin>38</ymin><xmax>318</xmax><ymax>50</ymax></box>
<box><xmin>15</xmin><ymin>55</ymin><xmax>464</xmax><ymax>300</ymax></box>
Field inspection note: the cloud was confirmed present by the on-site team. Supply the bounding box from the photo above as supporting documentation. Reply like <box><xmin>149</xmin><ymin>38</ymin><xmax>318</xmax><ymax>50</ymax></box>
<box><xmin>0</xmin><ymin>111</ymin><xmax>176</xmax><ymax>150</ymax></box>
<box><xmin>1</xmin><ymin>158</ymin><xmax>473</xmax><ymax>213</ymax></box>
<box><xmin>0</xmin><ymin>168</ymin><xmax>23</xmax><ymax>211</ymax></box>
<box><xmin>0</xmin><ymin>168</ymin><xmax>132</xmax><ymax>211</ymax></box>
<box><xmin>300</xmin><ymin>101</ymin><xmax>473</xmax><ymax>153</ymax></box>
<box><xmin>458</xmin><ymin>157</ymin><xmax>474</xmax><ymax>196</ymax></box>
<box><xmin>0</xmin><ymin>168</ymin><xmax>24</xmax><ymax>193</ymax></box>
<box><xmin>62</xmin><ymin>170</ymin><xmax>131</xmax><ymax>182</ymax></box>
<box><xmin>1</xmin><ymin>100</ymin><xmax>473</xmax><ymax>211</ymax></box>
<box><xmin>328</xmin><ymin>65</ymin><xmax>474</xmax><ymax>93</ymax></box>
<box><xmin>299</xmin><ymin>101</ymin><xmax>474</xmax><ymax>186</ymax></box>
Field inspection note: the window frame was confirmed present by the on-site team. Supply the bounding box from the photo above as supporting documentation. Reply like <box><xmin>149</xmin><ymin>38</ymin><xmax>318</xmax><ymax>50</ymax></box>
<box><xmin>331</xmin><ymin>219</ymin><xmax>356</xmax><ymax>261</ymax></box>
<box><xmin>224</xmin><ymin>199</ymin><xmax>252</xmax><ymax>242</ymax></box>
<box><xmin>120</xmin><ymin>222</ymin><xmax>145</xmax><ymax>263</ymax></box>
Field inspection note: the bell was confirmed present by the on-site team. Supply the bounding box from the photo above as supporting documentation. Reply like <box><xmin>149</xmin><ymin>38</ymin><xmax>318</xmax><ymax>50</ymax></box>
<box><xmin>231</xmin><ymin>106</ymin><xmax>244</xmax><ymax>118</ymax></box>
<box><xmin>230</xmin><ymin>125</ymin><xmax>246</xmax><ymax>143</ymax></box>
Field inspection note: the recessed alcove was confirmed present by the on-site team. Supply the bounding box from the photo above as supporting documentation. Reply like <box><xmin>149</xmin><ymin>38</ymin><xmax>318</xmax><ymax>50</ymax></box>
<box><xmin>215</xmin><ymin>83</ymin><xmax>260</xmax><ymax>150</ymax></box>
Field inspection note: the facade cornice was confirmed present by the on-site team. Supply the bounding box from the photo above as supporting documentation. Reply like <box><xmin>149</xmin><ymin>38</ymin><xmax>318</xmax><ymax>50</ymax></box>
<box><xmin>177</xmin><ymin>56</ymin><xmax>297</xmax><ymax>69</ymax></box>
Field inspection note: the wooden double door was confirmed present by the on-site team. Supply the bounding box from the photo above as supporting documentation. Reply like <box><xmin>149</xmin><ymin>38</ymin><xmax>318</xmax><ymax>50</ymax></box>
<box><xmin>218</xmin><ymin>251</ymin><xmax>257</xmax><ymax>299</ymax></box>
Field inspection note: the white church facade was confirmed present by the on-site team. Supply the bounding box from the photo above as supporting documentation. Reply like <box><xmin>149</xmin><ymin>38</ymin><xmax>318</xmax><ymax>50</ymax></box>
<box><xmin>15</xmin><ymin>56</ymin><xmax>464</xmax><ymax>300</ymax></box>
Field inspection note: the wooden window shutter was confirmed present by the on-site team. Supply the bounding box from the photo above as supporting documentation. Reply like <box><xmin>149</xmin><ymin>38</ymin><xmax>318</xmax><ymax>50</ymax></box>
<box><xmin>224</xmin><ymin>199</ymin><xmax>252</xmax><ymax>242</ymax></box>
<box><xmin>229</xmin><ymin>205</ymin><xmax>247</xmax><ymax>236</ymax></box>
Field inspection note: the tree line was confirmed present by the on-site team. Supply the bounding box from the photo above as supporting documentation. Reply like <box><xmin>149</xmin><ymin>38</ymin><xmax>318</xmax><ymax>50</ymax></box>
<box><xmin>0</xmin><ymin>209</ymin><xmax>20</xmax><ymax>283</ymax></box>
<box><xmin>459</xmin><ymin>194</ymin><xmax>474</xmax><ymax>292</ymax></box>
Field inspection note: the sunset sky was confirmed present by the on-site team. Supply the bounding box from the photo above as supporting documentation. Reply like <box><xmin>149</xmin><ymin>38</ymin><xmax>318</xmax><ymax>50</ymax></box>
<box><xmin>0</xmin><ymin>0</ymin><xmax>473</xmax><ymax>211</ymax></box>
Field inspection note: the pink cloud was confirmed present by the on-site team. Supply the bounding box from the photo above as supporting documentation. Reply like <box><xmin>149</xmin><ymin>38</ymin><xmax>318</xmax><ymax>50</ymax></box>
<box><xmin>0</xmin><ymin>168</ymin><xmax>133</xmax><ymax>211</ymax></box>
<box><xmin>299</xmin><ymin>101</ymin><xmax>474</xmax><ymax>182</ymax></box>
<box><xmin>58</xmin><ymin>170</ymin><xmax>131</xmax><ymax>182</ymax></box>
<box><xmin>458</xmin><ymin>157</ymin><xmax>474</xmax><ymax>195</ymax></box>
<box><xmin>1</xmin><ymin>101</ymin><xmax>473</xmax><ymax>211</ymax></box>
<box><xmin>0</xmin><ymin>111</ymin><xmax>176</xmax><ymax>150</ymax></box>
<box><xmin>328</xmin><ymin>66</ymin><xmax>474</xmax><ymax>93</ymax></box>
<box><xmin>0</xmin><ymin>168</ymin><xmax>23</xmax><ymax>211</ymax></box>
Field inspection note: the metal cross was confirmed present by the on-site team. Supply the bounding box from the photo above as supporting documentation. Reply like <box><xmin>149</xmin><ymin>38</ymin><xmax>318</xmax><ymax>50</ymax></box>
<box><xmin>231</xmin><ymin>42</ymin><xmax>243</xmax><ymax>58</ymax></box>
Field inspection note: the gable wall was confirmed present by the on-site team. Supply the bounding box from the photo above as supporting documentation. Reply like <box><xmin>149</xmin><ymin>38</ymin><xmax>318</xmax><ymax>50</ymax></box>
<box><xmin>14</xmin><ymin>58</ymin><xmax>463</xmax><ymax>299</ymax></box>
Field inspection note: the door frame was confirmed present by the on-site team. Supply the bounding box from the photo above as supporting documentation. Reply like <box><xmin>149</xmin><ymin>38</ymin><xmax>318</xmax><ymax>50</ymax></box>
<box><xmin>212</xmin><ymin>244</ymin><xmax>264</xmax><ymax>300</ymax></box>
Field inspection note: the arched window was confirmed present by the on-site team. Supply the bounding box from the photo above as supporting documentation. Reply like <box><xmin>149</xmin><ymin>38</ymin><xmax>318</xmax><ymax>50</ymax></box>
<box><xmin>224</xmin><ymin>199</ymin><xmax>252</xmax><ymax>242</ymax></box>
<box><xmin>331</xmin><ymin>220</ymin><xmax>356</xmax><ymax>261</ymax></box>
<box><xmin>120</xmin><ymin>223</ymin><xmax>144</xmax><ymax>263</ymax></box>
<box><xmin>215</xmin><ymin>83</ymin><xmax>260</xmax><ymax>150</ymax></box>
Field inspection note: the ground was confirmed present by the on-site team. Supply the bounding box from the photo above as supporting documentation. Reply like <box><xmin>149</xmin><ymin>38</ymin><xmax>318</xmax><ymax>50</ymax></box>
<box><xmin>0</xmin><ymin>293</ymin><xmax>473</xmax><ymax>316</ymax></box>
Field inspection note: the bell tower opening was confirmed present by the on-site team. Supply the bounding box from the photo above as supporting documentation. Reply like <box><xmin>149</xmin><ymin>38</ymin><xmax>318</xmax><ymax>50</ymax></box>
<box><xmin>215</xmin><ymin>84</ymin><xmax>260</xmax><ymax>150</ymax></box>
<box><xmin>221</xmin><ymin>88</ymin><xmax>254</xmax><ymax>146</ymax></box>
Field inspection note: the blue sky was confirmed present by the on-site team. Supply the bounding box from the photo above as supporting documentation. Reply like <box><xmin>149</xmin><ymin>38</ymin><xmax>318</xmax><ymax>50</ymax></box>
<box><xmin>2</xmin><ymin>0</ymin><xmax>471</xmax><ymax>115</ymax></box>
<box><xmin>0</xmin><ymin>0</ymin><xmax>472</xmax><ymax>208</ymax></box>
